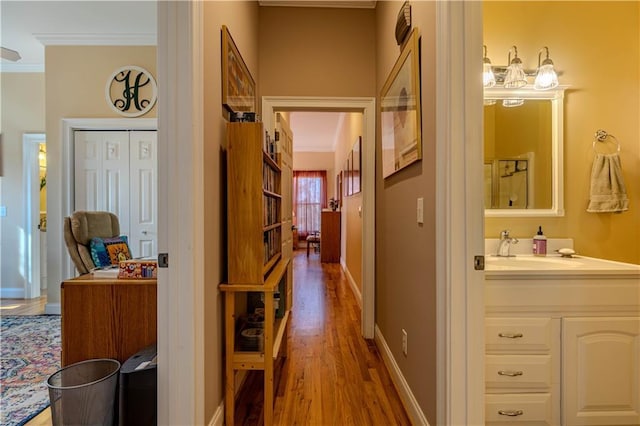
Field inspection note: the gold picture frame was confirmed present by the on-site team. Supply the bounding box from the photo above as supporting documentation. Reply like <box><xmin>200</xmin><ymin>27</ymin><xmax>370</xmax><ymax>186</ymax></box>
<box><xmin>380</xmin><ymin>28</ymin><xmax>422</xmax><ymax>178</ymax></box>
<box><xmin>221</xmin><ymin>25</ymin><xmax>256</xmax><ymax>114</ymax></box>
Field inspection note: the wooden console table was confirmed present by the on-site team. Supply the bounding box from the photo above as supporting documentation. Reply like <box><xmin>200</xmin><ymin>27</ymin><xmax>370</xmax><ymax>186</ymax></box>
<box><xmin>61</xmin><ymin>274</ymin><xmax>157</xmax><ymax>366</ymax></box>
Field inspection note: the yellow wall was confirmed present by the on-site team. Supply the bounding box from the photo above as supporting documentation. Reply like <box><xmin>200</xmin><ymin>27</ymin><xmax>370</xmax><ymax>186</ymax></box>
<box><xmin>0</xmin><ymin>72</ymin><xmax>45</xmax><ymax>292</ymax></box>
<box><xmin>45</xmin><ymin>46</ymin><xmax>157</xmax><ymax>307</ymax></box>
<box><xmin>484</xmin><ymin>1</ymin><xmax>640</xmax><ymax>264</ymax></box>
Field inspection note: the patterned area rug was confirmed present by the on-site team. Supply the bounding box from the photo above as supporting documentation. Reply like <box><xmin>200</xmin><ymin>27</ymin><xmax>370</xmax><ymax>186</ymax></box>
<box><xmin>1</xmin><ymin>315</ymin><xmax>61</xmax><ymax>426</ymax></box>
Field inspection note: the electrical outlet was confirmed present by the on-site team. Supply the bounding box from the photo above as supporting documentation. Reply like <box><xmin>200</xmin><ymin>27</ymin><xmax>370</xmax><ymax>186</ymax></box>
<box><xmin>402</xmin><ymin>329</ymin><xmax>408</xmax><ymax>356</ymax></box>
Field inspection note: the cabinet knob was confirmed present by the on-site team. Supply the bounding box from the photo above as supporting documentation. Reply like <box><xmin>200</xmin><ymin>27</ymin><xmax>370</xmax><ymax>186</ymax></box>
<box><xmin>498</xmin><ymin>332</ymin><xmax>523</xmax><ymax>339</ymax></box>
<box><xmin>498</xmin><ymin>410</ymin><xmax>524</xmax><ymax>417</ymax></box>
<box><xmin>498</xmin><ymin>370</ymin><xmax>523</xmax><ymax>377</ymax></box>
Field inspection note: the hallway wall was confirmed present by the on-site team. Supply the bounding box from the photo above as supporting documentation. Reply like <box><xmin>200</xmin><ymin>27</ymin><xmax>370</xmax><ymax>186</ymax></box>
<box><xmin>375</xmin><ymin>1</ymin><xmax>438</xmax><ymax>422</ymax></box>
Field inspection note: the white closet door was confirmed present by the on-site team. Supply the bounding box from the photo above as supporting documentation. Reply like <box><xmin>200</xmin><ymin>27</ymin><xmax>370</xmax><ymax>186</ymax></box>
<box><xmin>74</xmin><ymin>131</ymin><xmax>131</xmax><ymax>237</ymax></box>
<box><xmin>129</xmin><ymin>130</ymin><xmax>158</xmax><ymax>258</ymax></box>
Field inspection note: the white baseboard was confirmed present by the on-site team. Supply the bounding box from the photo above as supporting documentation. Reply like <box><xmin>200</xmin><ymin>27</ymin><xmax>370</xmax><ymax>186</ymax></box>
<box><xmin>340</xmin><ymin>259</ymin><xmax>362</xmax><ymax>308</ymax></box>
<box><xmin>45</xmin><ymin>302</ymin><xmax>61</xmax><ymax>315</ymax></box>
<box><xmin>374</xmin><ymin>325</ymin><xmax>429</xmax><ymax>425</ymax></box>
<box><xmin>0</xmin><ymin>288</ymin><xmax>25</xmax><ymax>299</ymax></box>
<box><xmin>208</xmin><ymin>400</ymin><xmax>225</xmax><ymax>426</ymax></box>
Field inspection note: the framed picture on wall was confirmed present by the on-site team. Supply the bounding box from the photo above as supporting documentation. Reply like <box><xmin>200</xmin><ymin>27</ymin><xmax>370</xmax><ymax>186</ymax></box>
<box><xmin>337</xmin><ymin>172</ymin><xmax>343</xmax><ymax>207</ymax></box>
<box><xmin>352</xmin><ymin>136</ymin><xmax>361</xmax><ymax>194</ymax></box>
<box><xmin>221</xmin><ymin>25</ymin><xmax>256</xmax><ymax>114</ymax></box>
<box><xmin>380</xmin><ymin>28</ymin><xmax>422</xmax><ymax>178</ymax></box>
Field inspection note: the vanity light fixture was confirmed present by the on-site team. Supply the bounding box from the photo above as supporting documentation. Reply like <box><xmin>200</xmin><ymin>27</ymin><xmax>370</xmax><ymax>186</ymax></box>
<box><xmin>534</xmin><ymin>46</ymin><xmax>559</xmax><ymax>90</ymax></box>
<box><xmin>502</xmin><ymin>98</ymin><xmax>525</xmax><ymax>108</ymax></box>
<box><xmin>503</xmin><ymin>46</ymin><xmax>527</xmax><ymax>89</ymax></box>
<box><xmin>483</xmin><ymin>45</ymin><xmax>496</xmax><ymax>88</ymax></box>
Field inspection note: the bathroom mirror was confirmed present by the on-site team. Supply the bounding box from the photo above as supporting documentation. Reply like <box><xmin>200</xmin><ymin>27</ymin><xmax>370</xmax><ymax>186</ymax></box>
<box><xmin>484</xmin><ymin>86</ymin><xmax>566</xmax><ymax>217</ymax></box>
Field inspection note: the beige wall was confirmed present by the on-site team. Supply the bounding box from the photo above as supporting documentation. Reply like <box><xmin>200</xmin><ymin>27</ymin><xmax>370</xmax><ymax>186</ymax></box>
<box><xmin>0</xmin><ymin>73</ymin><xmax>46</xmax><ymax>292</ymax></box>
<box><xmin>484</xmin><ymin>1</ymin><xmax>640</xmax><ymax>264</ymax></box>
<box><xmin>376</xmin><ymin>1</ymin><xmax>437</xmax><ymax>422</ymax></box>
<box><xmin>203</xmin><ymin>1</ymin><xmax>260</xmax><ymax>421</ymax></box>
<box><xmin>45</xmin><ymin>46</ymin><xmax>157</xmax><ymax>308</ymax></box>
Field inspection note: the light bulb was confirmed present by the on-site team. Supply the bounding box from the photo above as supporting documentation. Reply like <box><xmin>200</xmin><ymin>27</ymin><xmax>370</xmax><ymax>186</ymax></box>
<box><xmin>503</xmin><ymin>46</ymin><xmax>527</xmax><ymax>89</ymax></box>
<box><xmin>482</xmin><ymin>45</ymin><xmax>496</xmax><ymax>88</ymax></box>
<box><xmin>502</xmin><ymin>98</ymin><xmax>524</xmax><ymax>108</ymax></box>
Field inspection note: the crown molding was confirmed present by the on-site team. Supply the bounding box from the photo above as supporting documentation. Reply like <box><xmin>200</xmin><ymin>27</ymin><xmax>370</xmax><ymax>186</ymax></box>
<box><xmin>34</xmin><ymin>33</ymin><xmax>156</xmax><ymax>46</ymax></box>
<box><xmin>259</xmin><ymin>0</ymin><xmax>376</xmax><ymax>8</ymax></box>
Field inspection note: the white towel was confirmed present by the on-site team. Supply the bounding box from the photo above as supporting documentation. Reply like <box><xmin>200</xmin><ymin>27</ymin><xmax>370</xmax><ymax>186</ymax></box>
<box><xmin>587</xmin><ymin>153</ymin><xmax>629</xmax><ymax>213</ymax></box>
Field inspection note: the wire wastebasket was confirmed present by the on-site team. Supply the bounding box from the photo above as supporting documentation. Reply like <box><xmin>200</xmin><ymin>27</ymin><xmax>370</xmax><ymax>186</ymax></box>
<box><xmin>47</xmin><ymin>358</ymin><xmax>121</xmax><ymax>426</ymax></box>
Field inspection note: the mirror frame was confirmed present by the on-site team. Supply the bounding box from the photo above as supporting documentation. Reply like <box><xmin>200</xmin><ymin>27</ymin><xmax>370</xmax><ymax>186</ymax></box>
<box><xmin>484</xmin><ymin>86</ymin><xmax>567</xmax><ymax>217</ymax></box>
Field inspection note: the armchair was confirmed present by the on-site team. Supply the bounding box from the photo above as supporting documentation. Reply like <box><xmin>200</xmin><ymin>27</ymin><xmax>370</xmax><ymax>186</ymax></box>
<box><xmin>63</xmin><ymin>211</ymin><xmax>120</xmax><ymax>275</ymax></box>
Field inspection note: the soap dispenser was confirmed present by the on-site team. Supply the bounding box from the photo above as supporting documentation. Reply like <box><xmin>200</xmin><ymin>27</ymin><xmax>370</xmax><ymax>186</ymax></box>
<box><xmin>533</xmin><ymin>226</ymin><xmax>547</xmax><ymax>256</ymax></box>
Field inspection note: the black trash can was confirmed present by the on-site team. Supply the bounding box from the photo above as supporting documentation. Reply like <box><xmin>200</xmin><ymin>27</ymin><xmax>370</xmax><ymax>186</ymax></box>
<box><xmin>47</xmin><ymin>358</ymin><xmax>121</xmax><ymax>426</ymax></box>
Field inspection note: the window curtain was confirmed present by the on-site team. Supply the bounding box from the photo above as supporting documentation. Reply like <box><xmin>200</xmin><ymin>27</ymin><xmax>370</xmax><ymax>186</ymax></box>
<box><xmin>292</xmin><ymin>171</ymin><xmax>327</xmax><ymax>239</ymax></box>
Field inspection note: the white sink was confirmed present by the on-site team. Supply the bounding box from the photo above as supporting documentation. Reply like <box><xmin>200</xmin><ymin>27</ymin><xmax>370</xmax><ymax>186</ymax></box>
<box><xmin>485</xmin><ymin>254</ymin><xmax>640</xmax><ymax>275</ymax></box>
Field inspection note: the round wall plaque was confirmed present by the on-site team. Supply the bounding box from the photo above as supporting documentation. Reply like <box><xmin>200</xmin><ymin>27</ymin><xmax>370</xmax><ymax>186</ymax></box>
<box><xmin>105</xmin><ymin>65</ymin><xmax>157</xmax><ymax>117</ymax></box>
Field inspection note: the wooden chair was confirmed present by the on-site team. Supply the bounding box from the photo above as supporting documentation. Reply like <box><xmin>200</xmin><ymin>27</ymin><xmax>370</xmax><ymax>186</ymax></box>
<box><xmin>306</xmin><ymin>231</ymin><xmax>320</xmax><ymax>257</ymax></box>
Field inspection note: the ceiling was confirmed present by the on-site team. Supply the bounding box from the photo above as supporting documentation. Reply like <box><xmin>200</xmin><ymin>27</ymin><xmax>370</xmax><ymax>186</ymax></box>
<box><xmin>0</xmin><ymin>1</ymin><xmax>345</xmax><ymax>152</ymax></box>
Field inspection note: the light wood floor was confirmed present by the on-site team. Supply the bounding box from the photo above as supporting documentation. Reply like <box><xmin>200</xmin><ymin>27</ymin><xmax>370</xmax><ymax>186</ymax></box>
<box><xmin>6</xmin><ymin>251</ymin><xmax>410</xmax><ymax>425</ymax></box>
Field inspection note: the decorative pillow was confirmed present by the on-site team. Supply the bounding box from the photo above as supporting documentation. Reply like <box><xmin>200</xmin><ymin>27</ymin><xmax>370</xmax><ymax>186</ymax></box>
<box><xmin>90</xmin><ymin>236</ymin><xmax>132</xmax><ymax>268</ymax></box>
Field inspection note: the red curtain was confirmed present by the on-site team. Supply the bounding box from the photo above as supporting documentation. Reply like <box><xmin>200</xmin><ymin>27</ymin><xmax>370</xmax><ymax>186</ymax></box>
<box><xmin>292</xmin><ymin>171</ymin><xmax>327</xmax><ymax>239</ymax></box>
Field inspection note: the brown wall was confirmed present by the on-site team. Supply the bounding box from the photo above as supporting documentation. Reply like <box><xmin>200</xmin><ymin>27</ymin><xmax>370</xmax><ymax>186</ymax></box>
<box><xmin>203</xmin><ymin>1</ymin><xmax>260</xmax><ymax>420</ymax></box>
<box><xmin>258</xmin><ymin>6</ymin><xmax>376</xmax><ymax>97</ymax></box>
<box><xmin>375</xmin><ymin>1</ymin><xmax>437</xmax><ymax>422</ymax></box>
<box><xmin>484</xmin><ymin>1</ymin><xmax>640</xmax><ymax>264</ymax></box>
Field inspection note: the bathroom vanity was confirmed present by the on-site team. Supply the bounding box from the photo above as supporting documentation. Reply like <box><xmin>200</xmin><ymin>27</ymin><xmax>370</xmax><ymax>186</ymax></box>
<box><xmin>485</xmin><ymin>254</ymin><xmax>640</xmax><ymax>426</ymax></box>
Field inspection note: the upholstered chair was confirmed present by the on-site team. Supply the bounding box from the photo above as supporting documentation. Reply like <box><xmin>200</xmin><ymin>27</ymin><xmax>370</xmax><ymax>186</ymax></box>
<box><xmin>63</xmin><ymin>211</ymin><xmax>120</xmax><ymax>275</ymax></box>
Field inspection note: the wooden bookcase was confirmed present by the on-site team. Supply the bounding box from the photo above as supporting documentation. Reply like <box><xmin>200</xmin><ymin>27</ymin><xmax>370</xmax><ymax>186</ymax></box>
<box><xmin>220</xmin><ymin>120</ymin><xmax>293</xmax><ymax>426</ymax></box>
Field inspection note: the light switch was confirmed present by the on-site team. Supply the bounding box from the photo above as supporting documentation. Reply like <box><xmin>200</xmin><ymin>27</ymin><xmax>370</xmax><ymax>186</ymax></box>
<box><xmin>417</xmin><ymin>198</ymin><xmax>423</xmax><ymax>224</ymax></box>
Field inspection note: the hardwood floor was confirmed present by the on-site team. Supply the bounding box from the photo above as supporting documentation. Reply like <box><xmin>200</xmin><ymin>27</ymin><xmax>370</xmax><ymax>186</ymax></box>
<box><xmin>234</xmin><ymin>250</ymin><xmax>411</xmax><ymax>425</ymax></box>
<box><xmin>0</xmin><ymin>295</ymin><xmax>46</xmax><ymax>316</ymax></box>
<box><xmin>6</xmin><ymin>251</ymin><xmax>411</xmax><ymax>425</ymax></box>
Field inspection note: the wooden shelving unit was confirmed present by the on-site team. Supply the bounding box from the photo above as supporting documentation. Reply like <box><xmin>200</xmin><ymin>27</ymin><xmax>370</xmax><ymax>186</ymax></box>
<box><xmin>220</xmin><ymin>120</ymin><xmax>293</xmax><ymax>426</ymax></box>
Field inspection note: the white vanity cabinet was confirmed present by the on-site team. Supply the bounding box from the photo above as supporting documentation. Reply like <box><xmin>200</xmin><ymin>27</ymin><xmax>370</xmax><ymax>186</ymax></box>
<box><xmin>485</xmin><ymin>257</ymin><xmax>640</xmax><ymax>426</ymax></box>
<box><xmin>562</xmin><ymin>317</ymin><xmax>640</xmax><ymax>426</ymax></box>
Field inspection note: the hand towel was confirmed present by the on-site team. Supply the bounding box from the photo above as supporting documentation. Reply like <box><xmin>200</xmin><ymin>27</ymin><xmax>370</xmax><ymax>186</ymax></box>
<box><xmin>587</xmin><ymin>153</ymin><xmax>629</xmax><ymax>213</ymax></box>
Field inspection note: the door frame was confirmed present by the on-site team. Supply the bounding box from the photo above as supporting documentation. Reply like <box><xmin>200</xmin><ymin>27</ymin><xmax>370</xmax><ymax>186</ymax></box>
<box><xmin>22</xmin><ymin>133</ymin><xmax>46</xmax><ymax>299</ymax></box>
<box><xmin>262</xmin><ymin>96</ymin><xmax>376</xmax><ymax>339</ymax></box>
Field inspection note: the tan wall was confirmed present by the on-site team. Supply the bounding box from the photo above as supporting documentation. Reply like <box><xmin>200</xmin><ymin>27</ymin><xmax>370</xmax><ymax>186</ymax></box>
<box><xmin>337</xmin><ymin>113</ymin><xmax>363</xmax><ymax>292</ymax></box>
<box><xmin>258</xmin><ymin>6</ymin><xmax>376</xmax><ymax>97</ymax></box>
<box><xmin>0</xmin><ymin>73</ymin><xmax>46</xmax><ymax>292</ymax></box>
<box><xmin>484</xmin><ymin>1</ymin><xmax>640</xmax><ymax>264</ymax></box>
<box><xmin>375</xmin><ymin>1</ymin><xmax>437</xmax><ymax>422</ymax></box>
<box><xmin>45</xmin><ymin>46</ymin><xmax>157</xmax><ymax>308</ymax></box>
<box><xmin>203</xmin><ymin>2</ymin><xmax>260</xmax><ymax>421</ymax></box>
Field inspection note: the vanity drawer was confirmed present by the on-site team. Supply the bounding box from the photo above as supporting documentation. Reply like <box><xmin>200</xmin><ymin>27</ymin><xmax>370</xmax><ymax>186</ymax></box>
<box><xmin>486</xmin><ymin>318</ymin><xmax>553</xmax><ymax>353</ymax></box>
<box><xmin>486</xmin><ymin>393</ymin><xmax>555</xmax><ymax>425</ymax></box>
<box><xmin>486</xmin><ymin>354</ymin><xmax>552</xmax><ymax>391</ymax></box>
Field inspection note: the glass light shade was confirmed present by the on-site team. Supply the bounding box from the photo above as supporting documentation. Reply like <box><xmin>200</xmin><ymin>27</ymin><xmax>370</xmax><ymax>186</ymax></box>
<box><xmin>483</xmin><ymin>62</ymin><xmax>496</xmax><ymax>88</ymax></box>
<box><xmin>534</xmin><ymin>63</ymin><xmax>559</xmax><ymax>90</ymax></box>
<box><xmin>503</xmin><ymin>61</ymin><xmax>527</xmax><ymax>89</ymax></box>
<box><xmin>502</xmin><ymin>98</ymin><xmax>524</xmax><ymax>108</ymax></box>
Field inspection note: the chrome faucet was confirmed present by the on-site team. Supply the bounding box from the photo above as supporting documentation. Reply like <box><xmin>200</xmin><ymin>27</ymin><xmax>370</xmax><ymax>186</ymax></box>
<box><xmin>496</xmin><ymin>230</ymin><xmax>518</xmax><ymax>257</ymax></box>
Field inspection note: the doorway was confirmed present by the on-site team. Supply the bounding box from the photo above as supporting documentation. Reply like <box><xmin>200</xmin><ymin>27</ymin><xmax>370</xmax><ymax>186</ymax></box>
<box><xmin>263</xmin><ymin>97</ymin><xmax>376</xmax><ymax>338</ymax></box>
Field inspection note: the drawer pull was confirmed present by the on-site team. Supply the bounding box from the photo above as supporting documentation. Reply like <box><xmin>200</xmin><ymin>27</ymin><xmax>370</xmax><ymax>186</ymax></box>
<box><xmin>498</xmin><ymin>410</ymin><xmax>524</xmax><ymax>417</ymax></box>
<box><xmin>498</xmin><ymin>332</ymin><xmax>523</xmax><ymax>339</ymax></box>
<box><xmin>498</xmin><ymin>370</ymin><xmax>523</xmax><ymax>377</ymax></box>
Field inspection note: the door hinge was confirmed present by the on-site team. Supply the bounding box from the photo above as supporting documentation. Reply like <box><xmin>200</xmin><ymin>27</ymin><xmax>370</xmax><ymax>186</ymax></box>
<box><xmin>158</xmin><ymin>253</ymin><xmax>169</xmax><ymax>268</ymax></box>
<box><xmin>474</xmin><ymin>255</ymin><xmax>485</xmax><ymax>271</ymax></box>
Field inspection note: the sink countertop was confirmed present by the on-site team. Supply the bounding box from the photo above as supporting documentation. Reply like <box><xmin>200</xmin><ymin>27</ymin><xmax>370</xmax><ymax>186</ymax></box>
<box><xmin>485</xmin><ymin>254</ymin><xmax>640</xmax><ymax>278</ymax></box>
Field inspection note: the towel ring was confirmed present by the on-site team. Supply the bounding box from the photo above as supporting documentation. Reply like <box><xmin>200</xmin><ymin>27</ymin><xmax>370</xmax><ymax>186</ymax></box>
<box><xmin>593</xmin><ymin>129</ymin><xmax>620</xmax><ymax>153</ymax></box>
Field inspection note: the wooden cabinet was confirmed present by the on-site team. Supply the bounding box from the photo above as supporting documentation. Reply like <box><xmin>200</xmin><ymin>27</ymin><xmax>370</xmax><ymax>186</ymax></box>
<box><xmin>562</xmin><ymin>317</ymin><xmax>640</xmax><ymax>426</ymax></box>
<box><xmin>320</xmin><ymin>210</ymin><xmax>341</xmax><ymax>263</ymax></box>
<box><xmin>220</xmin><ymin>120</ymin><xmax>293</xmax><ymax>426</ymax></box>
<box><xmin>61</xmin><ymin>275</ymin><xmax>157</xmax><ymax>366</ymax></box>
